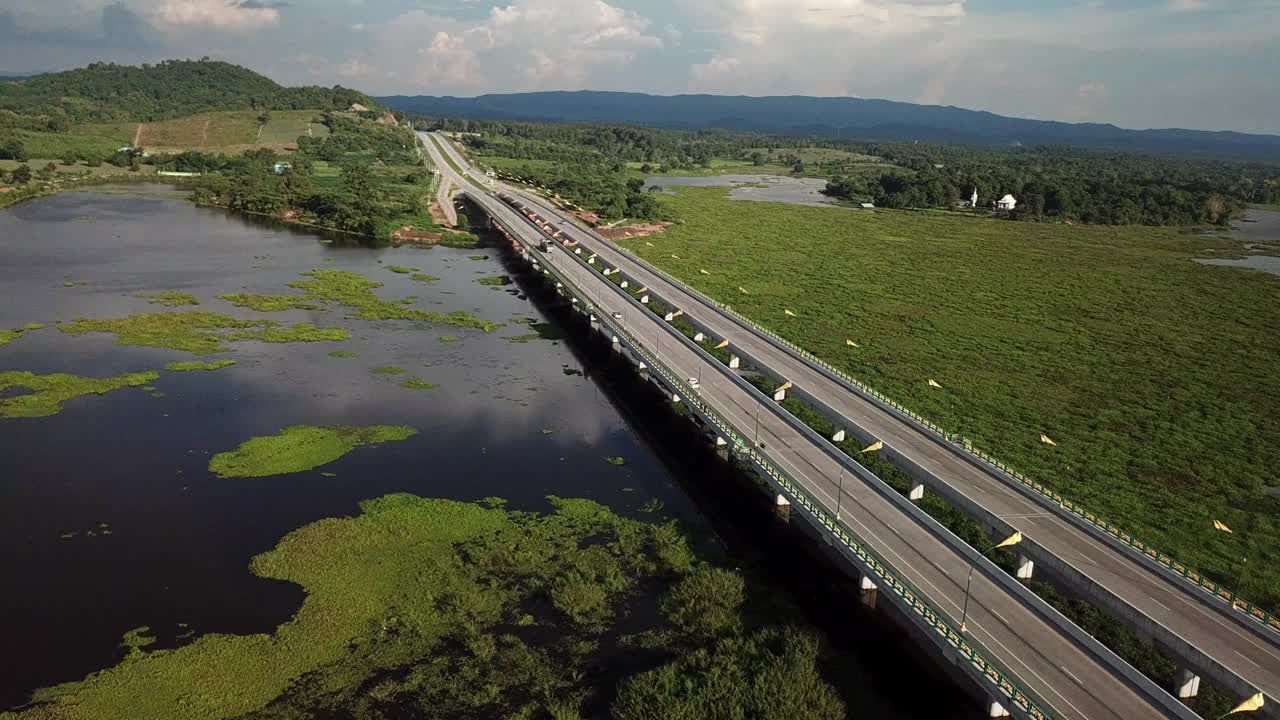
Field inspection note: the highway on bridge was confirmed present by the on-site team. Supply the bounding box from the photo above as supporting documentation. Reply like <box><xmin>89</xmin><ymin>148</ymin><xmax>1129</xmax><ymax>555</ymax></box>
<box><xmin>422</xmin><ymin>130</ymin><xmax>1280</xmax><ymax>703</ymax></box>
<box><xmin>421</xmin><ymin>131</ymin><xmax>1181</xmax><ymax>719</ymax></box>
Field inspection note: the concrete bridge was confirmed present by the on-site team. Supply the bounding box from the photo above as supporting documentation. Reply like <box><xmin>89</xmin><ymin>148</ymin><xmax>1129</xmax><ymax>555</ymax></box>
<box><xmin>419</xmin><ymin>131</ymin><xmax>1278</xmax><ymax>719</ymax></box>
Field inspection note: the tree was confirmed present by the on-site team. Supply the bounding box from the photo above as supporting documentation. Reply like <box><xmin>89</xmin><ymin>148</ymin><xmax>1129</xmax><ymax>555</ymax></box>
<box><xmin>61</xmin><ymin>150</ymin><xmax>80</xmax><ymax>166</ymax></box>
<box><xmin>750</xmin><ymin>151</ymin><xmax>766</xmax><ymax>166</ymax></box>
<box><xmin>12</xmin><ymin>164</ymin><xmax>32</xmax><ymax>184</ymax></box>
<box><xmin>0</xmin><ymin>139</ymin><xmax>26</xmax><ymax>161</ymax></box>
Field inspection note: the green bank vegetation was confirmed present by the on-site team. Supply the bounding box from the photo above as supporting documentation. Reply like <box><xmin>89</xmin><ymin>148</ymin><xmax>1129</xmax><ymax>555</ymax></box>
<box><xmin>164</xmin><ymin>359</ymin><xmax>235</xmax><ymax>372</ymax></box>
<box><xmin>134</xmin><ymin>291</ymin><xmax>199</xmax><ymax>307</ymax></box>
<box><xmin>632</xmin><ymin>185</ymin><xmax>1280</xmax><ymax>608</ymax></box>
<box><xmin>208</xmin><ymin>425</ymin><xmax>417</xmax><ymax>478</ymax></box>
<box><xmin>5</xmin><ymin>495</ymin><xmax>842</xmax><ymax>720</ymax></box>
<box><xmin>0</xmin><ymin>370</ymin><xmax>158</xmax><ymax>418</ymax></box>
<box><xmin>59</xmin><ymin>311</ymin><xmax>349</xmax><ymax>354</ymax></box>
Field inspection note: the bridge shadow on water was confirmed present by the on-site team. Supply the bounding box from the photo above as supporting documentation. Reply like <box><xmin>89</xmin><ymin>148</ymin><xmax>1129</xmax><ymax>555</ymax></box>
<box><xmin>474</xmin><ymin>204</ymin><xmax>977</xmax><ymax>720</ymax></box>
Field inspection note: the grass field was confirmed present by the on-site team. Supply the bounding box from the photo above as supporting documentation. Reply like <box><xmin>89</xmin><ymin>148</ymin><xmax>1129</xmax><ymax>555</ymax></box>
<box><xmin>1</xmin><ymin>128</ymin><xmax>125</xmax><ymax>160</ymax></box>
<box><xmin>0</xmin><ymin>159</ymin><xmax>154</xmax><ymax>177</ymax></box>
<box><xmin>77</xmin><ymin>110</ymin><xmax>328</xmax><ymax>153</ymax></box>
<box><xmin>627</xmin><ymin>186</ymin><xmax>1280</xmax><ymax>607</ymax></box>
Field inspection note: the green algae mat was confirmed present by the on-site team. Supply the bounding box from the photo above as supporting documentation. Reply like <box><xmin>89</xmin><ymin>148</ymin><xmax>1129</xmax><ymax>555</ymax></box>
<box><xmin>0</xmin><ymin>370</ymin><xmax>158</xmax><ymax>419</ymax></box>
<box><xmin>208</xmin><ymin>425</ymin><xmax>418</xmax><ymax>478</ymax></box>
<box><xmin>4</xmin><ymin>495</ymin><xmax>843</xmax><ymax>720</ymax></box>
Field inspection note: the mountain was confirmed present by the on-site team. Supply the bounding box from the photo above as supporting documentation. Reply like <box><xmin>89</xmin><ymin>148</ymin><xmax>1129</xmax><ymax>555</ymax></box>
<box><xmin>378</xmin><ymin>91</ymin><xmax>1280</xmax><ymax>161</ymax></box>
<box><xmin>0</xmin><ymin>60</ymin><xmax>375</xmax><ymax>124</ymax></box>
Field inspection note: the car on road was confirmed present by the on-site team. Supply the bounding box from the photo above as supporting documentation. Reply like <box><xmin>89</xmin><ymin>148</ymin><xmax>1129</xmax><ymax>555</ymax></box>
<box><xmin>611</xmin><ymin>311</ymin><xmax>623</xmax><ymax>320</ymax></box>
<box><xmin>687</xmin><ymin>377</ymin><xmax>700</xmax><ymax>391</ymax></box>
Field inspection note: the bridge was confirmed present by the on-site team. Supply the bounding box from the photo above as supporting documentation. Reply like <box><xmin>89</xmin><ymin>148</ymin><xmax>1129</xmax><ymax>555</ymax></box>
<box><xmin>420</xmin><ymin>131</ymin><xmax>1278</xmax><ymax>719</ymax></box>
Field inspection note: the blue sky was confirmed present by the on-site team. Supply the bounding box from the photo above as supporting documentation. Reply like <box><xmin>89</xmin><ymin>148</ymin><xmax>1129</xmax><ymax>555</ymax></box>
<box><xmin>1</xmin><ymin>0</ymin><xmax>1277</xmax><ymax>134</ymax></box>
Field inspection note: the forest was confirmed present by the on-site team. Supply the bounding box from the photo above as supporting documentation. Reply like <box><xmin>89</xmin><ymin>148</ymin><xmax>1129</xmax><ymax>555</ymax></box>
<box><xmin>416</xmin><ymin>116</ymin><xmax>1280</xmax><ymax>227</ymax></box>
<box><xmin>0</xmin><ymin>60</ymin><xmax>373</xmax><ymax>127</ymax></box>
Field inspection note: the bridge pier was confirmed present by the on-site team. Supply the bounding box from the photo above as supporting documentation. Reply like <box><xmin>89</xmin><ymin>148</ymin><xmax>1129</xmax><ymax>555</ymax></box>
<box><xmin>987</xmin><ymin>697</ymin><xmax>1011</xmax><ymax>718</ymax></box>
<box><xmin>832</xmin><ymin>427</ymin><xmax>846</xmax><ymax>442</ymax></box>
<box><xmin>729</xmin><ymin>354</ymin><xmax>741</xmax><ymax>369</ymax></box>
<box><xmin>1015</xmin><ymin>554</ymin><xmax>1034</xmax><ymax>581</ymax></box>
<box><xmin>774</xmin><ymin>494</ymin><xmax>791</xmax><ymax>523</ymax></box>
<box><xmin>611</xmin><ymin>334</ymin><xmax>621</xmax><ymax>352</ymax></box>
<box><xmin>859</xmin><ymin>575</ymin><xmax>878</xmax><ymax>609</ymax></box>
<box><xmin>909</xmin><ymin>481</ymin><xmax>925</xmax><ymax>501</ymax></box>
<box><xmin>715</xmin><ymin>436</ymin><xmax>730</xmax><ymax>461</ymax></box>
<box><xmin>773</xmin><ymin>386</ymin><xmax>787</xmax><ymax>402</ymax></box>
<box><xmin>1176</xmin><ymin>668</ymin><xmax>1201</xmax><ymax>700</ymax></box>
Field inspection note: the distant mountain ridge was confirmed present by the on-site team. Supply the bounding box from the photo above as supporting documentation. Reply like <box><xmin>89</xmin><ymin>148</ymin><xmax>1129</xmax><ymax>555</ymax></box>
<box><xmin>378</xmin><ymin>90</ymin><xmax>1280</xmax><ymax>161</ymax></box>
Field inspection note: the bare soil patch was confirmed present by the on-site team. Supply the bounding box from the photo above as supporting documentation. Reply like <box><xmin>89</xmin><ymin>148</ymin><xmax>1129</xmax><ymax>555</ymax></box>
<box><xmin>597</xmin><ymin>221</ymin><xmax>671</xmax><ymax>241</ymax></box>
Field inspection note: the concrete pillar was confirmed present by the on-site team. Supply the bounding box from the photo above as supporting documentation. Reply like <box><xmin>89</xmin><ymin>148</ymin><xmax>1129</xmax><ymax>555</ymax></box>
<box><xmin>611</xmin><ymin>335</ymin><xmax>621</xmax><ymax>352</ymax></box>
<box><xmin>1176</xmin><ymin>669</ymin><xmax>1201</xmax><ymax>700</ymax></box>
<box><xmin>694</xmin><ymin>332</ymin><xmax>705</xmax><ymax>342</ymax></box>
<box><xmin>909</xmin><ymin>481</ymin><xmax>925</xmax><ymax>501</ymax></box>
<box><xmin>715</xmin><ymin>436</ymin><xmax>729</xmax><ymax>461</ymax></box>
<box><xmin>555</xmin><ymin>281</ymin><xmax>563</xmax><ymax>289</ymax></box>
<box><xmin>832</xmin><ymin>428</ymin><xmax>846</xmax><ymax>442</ymax></box>
<box><xmin>637</xmin><ymin>361</ymin><xmax>647</xmax><ymax>372</ymax></box>
<box><xmin>640</xmin><ymin>295</ymin><xmax>650</xmax><ymax>304</ymax></box>
<box><xmin>859</xmin><ymin>575</ymin><xmax>878</xmax><ymax>609</ymax></box>
<box><xmin>773</xmin><ymin>387</ymin><xmax>787</xmax><ymax>402</ymax></box>
<box><xmin>729</xmin><ymin>354</ymin><xmax>741</xmax><ymax>369</ymax></box>
<box><xmin>1016</xmin><ymin>554</ymin><xmax>1034</xmax><ymax>581</ymax></box>
<box><xmin>671</xmin><ymin>393</ymin><xmax>681</xmax><ymax>404</ymax></box>
<box><xmin>588</xmin><ymin>314</ymin><xmax>597</xmax><ymax>324</ymax></box>
<box><xmin>988</xmin><ymin>698</ymin><xmax>1011</xmax><ymax>718</ymax></box>
<box><xmin>620</xmin><ymin>280</ymin><xmax>629</xmax><ymax>288</ymax></box>
<box><xmin>664</xmin><ymin>312</ymin><xmax>675</xmax><ymax>321</ymax></box>
<box><xmin>774</xmin><ymin>494</ymin><xmax>791</xmax><ymax>523</ymax></box>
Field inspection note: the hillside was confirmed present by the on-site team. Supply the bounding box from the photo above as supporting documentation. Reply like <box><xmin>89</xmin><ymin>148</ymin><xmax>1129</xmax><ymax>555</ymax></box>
<box><xmin>379</xmin><ymin>91</ymin><xmax>1280</xmax><ymax>161</ymax></box>
<box><xmin>0</xmin><ymin>60</ymin><xmax>375</xmax><ymax>125</ymax></box>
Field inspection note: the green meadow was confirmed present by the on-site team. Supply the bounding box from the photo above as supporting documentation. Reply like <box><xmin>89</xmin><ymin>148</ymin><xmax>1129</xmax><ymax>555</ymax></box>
<box><xmin>629</xmin><ymin>186</ymin><xmax>1280</xmax><ymax>608</ymax></box>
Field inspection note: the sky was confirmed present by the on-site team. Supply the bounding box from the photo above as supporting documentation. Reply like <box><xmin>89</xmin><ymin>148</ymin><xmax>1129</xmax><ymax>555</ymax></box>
<box><xmin>1</xmin><ymin>0</ymin><xmax>1277</xmax><ymax>134</ymax></box>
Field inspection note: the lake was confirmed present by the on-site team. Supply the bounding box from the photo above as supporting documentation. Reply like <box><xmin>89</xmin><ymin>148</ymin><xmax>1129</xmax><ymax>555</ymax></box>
<box><xmin>0</xmin><ymin>187</ymin><xmax>966</xmax><ymax>718</ymax></box>
<box><xmin>1194</xmin><ymin>208</ymin><xmax>1280</xmax><ymax>277</ymax></box>
<box><xmin>643</xmin><ymin>174</ymin><xmax>844</xmax><ymax>208</ymax></box>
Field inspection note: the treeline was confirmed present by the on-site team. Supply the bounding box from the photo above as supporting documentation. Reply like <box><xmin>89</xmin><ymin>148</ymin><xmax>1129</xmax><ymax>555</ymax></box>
<box><xmin>0</xmin><ymin>60</ymin><xmax>374</xmax><ymax>127</ymax></box>
<box><xmin>497</xmin><ymin>160</ymin><xmax>668</xmax><ymax>221</ymax></box>
<box><xmin>823</xmin><ymin>143</ymin><xmax>1275</xmax><ymax>225</ymax></box>
<box><xmin>189</xmin><ymin>114</ymin><xmax>429</xmax><ymax>244</ymax></box>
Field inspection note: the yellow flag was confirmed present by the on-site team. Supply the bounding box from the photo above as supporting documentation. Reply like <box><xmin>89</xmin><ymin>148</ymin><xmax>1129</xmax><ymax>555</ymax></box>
<box><xmin>846</xmin><ymin>339</ymin><xmax>860</xmax><ymax>347</ymax></box>
<box><xmin>778</xmin><ymin>381</ymin><xmax>793</xmax><ymax>391</ymax></box>
<box><xmin>714</xmin><ymin>339</ymin><xmax>729</xmax><ymax>349</ymax></box>
<box><xmin>1227</xmin><ymin>692</ymin><xmax>1265</xmax><ymax>715</ymax></box>
<box><xmin>636</xmin><ymin>287</ymin><xmax>648</xmax><ymax>294</ymax></box>
<box><xmin>699</xmin><ymin>269</ymin><xmax>711</xmax><ymax>275</ymax></box>
<box><xmin>928</xmin><ymin>379</ymin><xmax>943</xmax><ymax>389</ymax></box>
<box><xmin>1040</xmin><ymin>434</ymin><xmax>1057</xmax><ymax>446</ymax></box>
<box><xmin>994</xmin><ymin>531</ymin><xmax>1023</xmax><ymax>549</ymax></box>
<box><xmin>1214</xmin><ymin>519</ymin><xmax>1234</xmax><ymax>534</ymax></box>
<box><xmin>645</xmin><ymin>242</ymin><xmax>654</xmax><ymax>247</ymax></box>
<box><xmin>861</xmin><ymin>440</ymin><xmax>883</xmax><ymax>453</ymax></box>
<box><xmin>738</xmin><ymin>286</ymin><xmax>750</xmax><ymax>294</ymax></box>
<box><xmin>671</xmin><ymin>254</ymin><xmax>681</xmax><ymax>259</ymax></box>
<box><xmin>784</xmin><ymin>309</ymin><xmax>797</xmax><ymax>317</ymax></box>
<box><xmin>670</xmin><ymin>310</ymin><xmax>684</xmax><ymax>319</ymax></box>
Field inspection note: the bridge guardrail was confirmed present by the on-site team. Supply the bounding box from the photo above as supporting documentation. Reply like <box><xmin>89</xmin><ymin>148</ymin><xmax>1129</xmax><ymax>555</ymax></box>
<box><xmin>482</xmin><ymin>205</ymin><xmax>1060</xmax><ymax>720</ymax></box>
<box><xmin>598</xmin><ymin>243</ymin><xmax>1280</xmax><ymax>638</ymax></box>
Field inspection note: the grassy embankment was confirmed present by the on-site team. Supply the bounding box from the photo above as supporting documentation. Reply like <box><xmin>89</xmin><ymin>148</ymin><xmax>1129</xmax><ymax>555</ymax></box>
<box><xmin>78</xmin><ymin>110</ymin><xmax>329</xmax><ymax>154</ymax></box>
<box><xmin>627</xmin><ymin>186</ymin><xmax>1280</xmax><ymax>609</ymax></box>
<box><xmin>3</xmin><ymin>495</ymin><xmax>843</xmax><ymax>720</ymax></box>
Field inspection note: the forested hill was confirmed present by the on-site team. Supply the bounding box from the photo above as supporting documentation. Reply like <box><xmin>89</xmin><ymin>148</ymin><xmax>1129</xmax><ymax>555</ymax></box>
<box><xmin>379</xmin><ymin>91</ymin><xmax>1280</xmax><ymax>161</ymax></box>
<box><xmin>0</xmin><ymin>60</ymin><xmax>375</xmax><ymax>125</ymax></box>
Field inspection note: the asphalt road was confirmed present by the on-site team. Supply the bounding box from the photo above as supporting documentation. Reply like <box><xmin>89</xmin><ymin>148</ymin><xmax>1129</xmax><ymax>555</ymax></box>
<box><xmin>434</xmin><ymin>131</ymin><xmax>1280</xmax><ymax>706</ymax></box>
<box><xmin>420</xmin><ymin>131</ymin><xmax>1184</xmax><ymax>720</ymax></box>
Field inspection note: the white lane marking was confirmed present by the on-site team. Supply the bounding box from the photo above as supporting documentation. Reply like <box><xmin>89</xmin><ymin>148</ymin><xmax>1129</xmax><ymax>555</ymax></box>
<box><xmin>1061</xmin><ymin>666</ymin><xmax>1084</xmax><ymax>686</ymax></box>
<box><xmin>1234</xmin><ymin>650</ymin><xmax>1263</xmax><ymax>668</ymax></box>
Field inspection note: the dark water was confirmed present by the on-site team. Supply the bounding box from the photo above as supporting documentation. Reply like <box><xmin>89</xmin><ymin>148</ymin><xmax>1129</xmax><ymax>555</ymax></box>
<box><xmin>0</xmin><ymin>187</ymin><xmax>967</xmax><ymax>717</ymax></box>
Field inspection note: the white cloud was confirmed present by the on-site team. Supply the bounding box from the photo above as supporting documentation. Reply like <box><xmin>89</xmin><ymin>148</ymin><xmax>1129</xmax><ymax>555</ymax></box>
<box><xmin>145</xmin><ymin>0</ymin><xmax>282</xmax><ymax>32</ymax></box>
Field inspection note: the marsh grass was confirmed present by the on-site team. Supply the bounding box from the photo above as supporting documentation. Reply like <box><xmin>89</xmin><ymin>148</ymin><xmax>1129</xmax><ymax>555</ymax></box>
<box><xmin>208</xmin><ymin>425</ymin><xmax>418</xmax><ymax>478</ymax></box>
<box><xmin>134</xmin><ymin>291</ymin><xmax>200</xmax><ymax>307</ymax></box>
<box><xmin>632</xmin><ymin>186</ymin><xmax>1280</xmax><ymax>607</ymax></box>
<box><xmin>289</xmin><ymin>270</ymin><xmax>501</xmax><ymax>332</ymax></box>
<box><xmin>401</xmin><ymin>379</ymin><xmax>437</xmax><ymax>390</ymax></box>
<box><xmin>217</xmin><ymin>294</ymin><xmax>321</xmax><ymax>312</ymax></box>
<box><xmin>59</xmin><ymin>312</ymin><xmax>348</xmax><ymax>354</ymax></box>
<box><xmin>0</xmin><ymin>370</ymin><xmax>158</xmax><ymax>418</ymax></box>
<box><xmin>164</xmin><ymin>359</ymin><xmax>235</xmax><ymax>372</ymax></box>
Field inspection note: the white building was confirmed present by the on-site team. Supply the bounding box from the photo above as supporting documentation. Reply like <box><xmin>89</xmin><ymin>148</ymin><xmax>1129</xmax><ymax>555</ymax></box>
<box><xmin>970</xmin><ymin>188</ymin><xmax>978</xmax><ymax>207</ymax></box>
<box><xmin>997</xmin><ymin>194</ymin><xmax>1017</xmax><ymax>211</ymax></box>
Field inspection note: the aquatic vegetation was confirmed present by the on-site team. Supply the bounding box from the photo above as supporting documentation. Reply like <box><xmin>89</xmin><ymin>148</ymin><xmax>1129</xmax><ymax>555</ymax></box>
<box><xmin>437</xmin><ymin>335</ymin><xmax>458</xmax><ymax>343</ymax></box>
<box><xmin>369</xmin><ymin>366</ymin><xmax>405</xmax><ymax>375</ymax></box>
<box><xmin>217</xmin><ymin>293</ymin><xmax>320</xmax><ymax>312</ymax></box>
<box><xmin>468</xmin><ymin>255</ymin><xmax>489</xmax><ymax>261</ymax></box>
<box><xmin>121</xmin><ymin>627</ymin><xmax>157</xmax><ymax>658</ymax></box>
<box><xmin>62</xmin><ymin>281</ymin><xmax>87</xmax><ymax>288</ymax></box>
<box><xmin>410</xmin><ymin>273</ymin><xmax>440</xmax><ymax>283</ymax></box>
<box><xmin>477</xmin><ymin>275</ymin><xmax>512</xmax><ymax>287</ymax></box>
<box><xmin>0</xmin><ymin>370</ymin><xmax>158</xmax><ymax>418</ymax></box>
<box><xmin>7</xmin><ymin>495</ymin><xmax>833</xmax><ymax>720</ymax></box>
<box><xmin>135</xmin><ymin>291</ymin><xmax>200</xmax><ymax>307</ymax></box>
<box><xmin>385</xmin><ymin>265</ymin><xmax>417</xmax><ymax>274</ymax></box>
<box><xmin>605</xmin><ymin>456</ymin><xmax>627</xmax><ymax>466</ymax></box>
<box><xmin>400</xmin><ymin>378</ymin><xmax>437</xmax><ymax>390</ymax></box>
<box><xmin>505</xmin><ymin>333</ymin><xmax>542</xmax><ymax>343</ymax></box>
<box><xmin>288</xmin><ymin>270</ymin><xmax>500</xmax><ymax>332</ymax></box>
<box><xmin>59</xmin><ymin>312</ymin><xmax>347</xmax><ymax>354</ymax></box>
<box><xmin>328</xmin><ymin>350</ymin><xmax>357</xmax><ymax>359</ymax></box>
<box><xmin>209</xmin><ymin>425</ymin><xmax>417</xmax><ymax>479</ymax></box>
<box><xmin>164</xmin><ymin>359</ymin><xmax>235</xmax><ymax>372</ymax></box>
<box><xmin>0</xmin><ymin>323</ymin><xmax>44</xmax><ymax>347</ymax></box>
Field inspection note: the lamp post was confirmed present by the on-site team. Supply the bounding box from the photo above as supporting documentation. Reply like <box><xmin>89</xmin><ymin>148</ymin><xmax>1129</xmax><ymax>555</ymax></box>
<box><xmin>836</xmin><ymin>467</ymin><xmax>845</xmax><ymax>520</ymax></box>
<box><xmin>960</xmin><ymin>531</ymin><xmax>1022</xmax><ymax>633</ymax></box>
